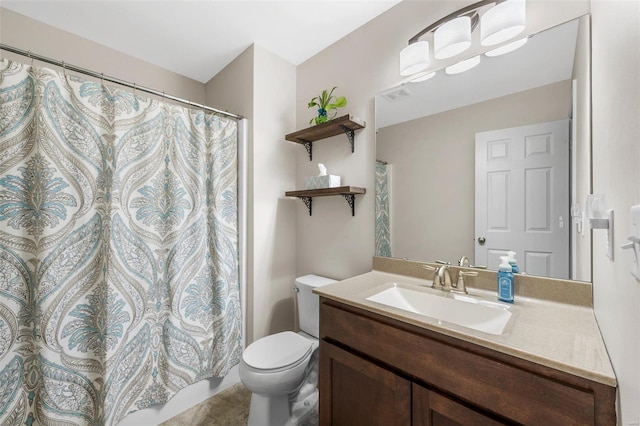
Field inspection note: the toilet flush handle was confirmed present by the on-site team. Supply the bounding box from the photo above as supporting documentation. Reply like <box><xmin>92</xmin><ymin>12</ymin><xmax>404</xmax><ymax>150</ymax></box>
<box><xmin>293</xmin><ymin>286</ymin><xmax>299</xmax><ymax>293</ymax></box>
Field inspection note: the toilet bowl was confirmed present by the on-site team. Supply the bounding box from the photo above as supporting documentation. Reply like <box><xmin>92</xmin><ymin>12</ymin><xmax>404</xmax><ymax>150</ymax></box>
<box><xmin>239</xmin><ymin>274</ymin><xmax>336</xmax><ymax>426</ymax></box>
<box><xmin>240</xmin><ymin>331</ymin><xmax>317</xmax><ymax>425</ymax></box>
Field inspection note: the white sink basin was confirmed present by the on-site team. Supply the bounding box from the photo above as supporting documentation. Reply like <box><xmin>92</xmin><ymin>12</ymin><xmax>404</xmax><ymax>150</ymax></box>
<box><xmin>366</xmin><ymin>284</ymin><xmax>513</xmax><ymax>335</ymax></box>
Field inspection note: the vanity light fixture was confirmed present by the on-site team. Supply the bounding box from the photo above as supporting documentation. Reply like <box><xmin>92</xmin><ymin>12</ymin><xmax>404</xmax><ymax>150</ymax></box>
<box><xmin>446</xmin><ymin>55</ymin><xmax>481</xmax><ymax>75</ymax></box>
<box><xmin>484</xmin><ymin>37</ymin><xmax>528</xmax><ymax>57</ymax></box>
<box><xmin>409</xmin><ymin>71</ymin><xmax>437</xmax><ymax>83</ymax></box>
<box><xmin>399</xmin><ymin>0</ymin><xmax>526</xmax><ymax>77</ymax></box>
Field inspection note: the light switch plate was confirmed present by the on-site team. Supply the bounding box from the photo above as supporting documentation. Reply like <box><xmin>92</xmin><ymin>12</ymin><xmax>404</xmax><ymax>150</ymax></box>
<box><xmin>606</xmin><ymin>209</ymin><xmax>614</xmax><ymax>260</ymax></box>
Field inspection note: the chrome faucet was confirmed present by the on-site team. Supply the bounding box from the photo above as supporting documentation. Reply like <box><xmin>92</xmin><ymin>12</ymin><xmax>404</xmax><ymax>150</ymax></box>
<box><xmin>423</xmin><ymin>264</ymin><xmax>478</xmax><ymax>294</ymax></box>
<box><xmin>450</xmin><ymin>271</ymin><xmax>478</xmax><ymax>294</ymax></box>
<box><xmin>422</xmin><ymin>264</ymin><xmax>453</xmax><ymax>291</ymax></box>
<box><xmin>457</xmin><ymin>255</ymin><xmax>487</xmax><ymax>270</ymax></box>
<box><xmin>435</xmin><ymin>264</ymin><xmax>453</xmax><ymax>291</ymax></box>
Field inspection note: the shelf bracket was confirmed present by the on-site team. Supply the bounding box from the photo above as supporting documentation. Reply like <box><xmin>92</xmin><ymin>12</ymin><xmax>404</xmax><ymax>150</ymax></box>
<box><xmin>297</xmin><ymin>196</ymin><xmax>312</xmax><ymax>216</ymax></box>
<box><xmin>300</xmin><ymin>140</ymin><xmax>313</xmax><ymax>161</ymax></box>
<box><xmin>339</xmin><ymin>125</ymin><xmax>355</xmax><ymax>153</ymax></box>
<box><xmin>343</xmin><ymin>194</ymin><xmax>356</xmax><ymax>216</ymax></box>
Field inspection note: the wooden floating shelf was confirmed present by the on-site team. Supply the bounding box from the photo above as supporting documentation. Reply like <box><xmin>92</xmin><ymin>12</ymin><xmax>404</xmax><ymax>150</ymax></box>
<box><xmin>285</xmin><ymin>186</ymin><xmax>366</xmax><ymax>198</ymax></box>
<box><xmin>285</xmin><ymin>186</ymin><xmax>366</xmax><ymax>216</ymax></box>
<box><xmin>285</xmin><ymin>115</ymin><xmax>365</xmax><ymax>144</ymax></box>
<box><xmin>285</xmin><ymin>114</ymin><xmax>366</xmax><ymax>161</ymax></box>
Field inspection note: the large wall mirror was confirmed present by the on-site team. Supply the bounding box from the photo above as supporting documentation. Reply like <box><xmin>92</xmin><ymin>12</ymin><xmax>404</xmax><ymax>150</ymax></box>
<box><xmin>375</xmin><ymin>15</ymin><xmax>591</xmax><ymax>282</ymax></box>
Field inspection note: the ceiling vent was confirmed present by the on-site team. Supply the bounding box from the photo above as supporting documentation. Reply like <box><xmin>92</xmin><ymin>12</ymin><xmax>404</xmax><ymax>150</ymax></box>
<box><xmin>381</xmin><ymin>87</ymin><xmax>412</xmax><ymax>103</ymax></box>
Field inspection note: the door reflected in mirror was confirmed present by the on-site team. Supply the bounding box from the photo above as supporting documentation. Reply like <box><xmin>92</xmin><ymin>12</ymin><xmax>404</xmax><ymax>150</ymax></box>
<box><xmin>375</xmin><ymin>16</ymin><xmax>591</xmax><ymax>282</ymax></box>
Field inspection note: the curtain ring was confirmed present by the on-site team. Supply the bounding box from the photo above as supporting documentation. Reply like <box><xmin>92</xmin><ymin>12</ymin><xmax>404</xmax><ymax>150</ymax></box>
<box><xmin>61</xmin><ymin>61</ymin><xmax>66</xmax><ymax>76</ymax></box>
<box><xmin>100</xmin><ymin>72</ymin><xmax>104</xmax><ymax>86</ymax></box>
<box><xmin>28</xmin><ymin>50</ymin><xmax>33</xmax><ymax>66</ymax></box>
<box><xmin>133</xmin><ymin>82</ymin><xmax>136</xmax><ymax>96</ymax></box>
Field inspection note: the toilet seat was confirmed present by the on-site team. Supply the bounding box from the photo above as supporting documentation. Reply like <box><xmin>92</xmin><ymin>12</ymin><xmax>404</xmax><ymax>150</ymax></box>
<box><xmin>242</xmin><ymin>331</ymin><xmax>313</xmax><ymax>372</ymax></box>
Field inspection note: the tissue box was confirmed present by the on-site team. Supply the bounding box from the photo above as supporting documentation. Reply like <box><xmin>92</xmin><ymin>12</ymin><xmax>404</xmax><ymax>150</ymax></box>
<box><xmin>305</xmin><ymin>175</ymin><xmax>341</xmax><ymax>190</ymax></box>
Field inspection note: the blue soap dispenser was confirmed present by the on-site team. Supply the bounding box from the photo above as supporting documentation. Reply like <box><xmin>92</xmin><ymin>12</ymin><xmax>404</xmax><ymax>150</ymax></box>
<box><xmin>498</xmin><ymin>256</ymin><xmax>514</xmax><ymax>303</ymax></box>
<box><xmin>507</xmin><ymin>250</ymin><xmax>520</xmax><ymax>273</ymax></box>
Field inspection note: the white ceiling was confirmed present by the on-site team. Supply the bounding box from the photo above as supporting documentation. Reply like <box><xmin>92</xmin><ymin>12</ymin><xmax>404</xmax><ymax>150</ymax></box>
<box><xmin>2</xmin><ymin>0</ymin><xmax>402</xmax><ymax>83</ymax></box>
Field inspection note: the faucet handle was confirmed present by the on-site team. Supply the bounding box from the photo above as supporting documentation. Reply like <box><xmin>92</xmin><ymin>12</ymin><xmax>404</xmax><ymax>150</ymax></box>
<box><xmin>421</xmin><ymin>264</ymin><xmax>441</xmax><ymax>289</ymax></box>
<box><xmin>452</xmin><ymin>271</ymin><xmax>478</xmax><ymax>294</ymax></box>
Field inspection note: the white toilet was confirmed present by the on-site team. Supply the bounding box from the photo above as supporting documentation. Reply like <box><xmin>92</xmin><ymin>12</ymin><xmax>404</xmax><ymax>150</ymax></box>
<box><xmin>239</xmin><ymin>274</ymin><xmax>336</xmax><ymax>426</ymax></box>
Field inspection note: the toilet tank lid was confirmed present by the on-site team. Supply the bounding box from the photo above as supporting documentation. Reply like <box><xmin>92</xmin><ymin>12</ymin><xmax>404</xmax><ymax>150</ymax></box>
<box><xmin>242</xmin><ymin>331</ymin><xmax>312</xmax><ymax>370</ymax></box>
<box><xmin>295</xmin><ymin>274</ymin><xmax>337</xmax><ymax>288</ymax></box>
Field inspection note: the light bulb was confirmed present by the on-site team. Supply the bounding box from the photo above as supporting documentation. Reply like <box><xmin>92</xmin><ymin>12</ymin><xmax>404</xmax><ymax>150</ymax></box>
<box><xmin>485</xmin><ymin>38</ymin><xmax>528</xmax><ymax>57</ymax></box>
<box><xmin>481</xmin><ymin>0</ymin><xmax>526</xmax><ymax>46</ymax></box>
<box><xmin>434</xmin><ymin>16</ymin><xmax>472</xmax><ymax>59</ymax></box>
<box><xmin>445</xmin><ymin>55</ymin><xmax>481</xmax><ymax>75</ymax></box>
<box><xmin>400</xmin><ymin>41</ymin><xmax>430</xmax><ymax>76</ymax></box>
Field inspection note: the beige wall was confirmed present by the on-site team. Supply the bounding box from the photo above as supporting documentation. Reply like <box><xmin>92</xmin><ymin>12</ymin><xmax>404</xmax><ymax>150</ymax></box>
<box><xmin>591</xmin><ymin>1</ymin><xmax>640</xmax><ymax>423</ymax></box>
<box><xmin>377</xmin><ymin>81</ymin><xmax>571</xmax><ymax>265</ymax></box>
<box><xmin>295</xmin><ymin>1</ymin><xmax>639</xmax><ymax>421</ymax></box>
<box><xmin>295</xmin><ymin>0</ymin><xmax>590</xmax><ymax>280</ymax></box>
<box><xmin>295</xmin><ymin>0</ymin><xmax>639</xmax><ymax>420</ymax></box>
<box><xmin>251</xmin><ymin>46</ymin><xmax>297</xmax><ymax>341</ymax></box>
<box><xmin>206</xmin><ymin>44</ymin><xmax>297</xmax><ymax>344</ymax></box>
<box><xmin>0</xmin><ymin>7</ymin><xmax>204</xmax><ymax>103</ymax></box>
<box><xmin>205</xmin><ymin>46</ymin><xmax>255</xmax><ymax>119</ymax></box>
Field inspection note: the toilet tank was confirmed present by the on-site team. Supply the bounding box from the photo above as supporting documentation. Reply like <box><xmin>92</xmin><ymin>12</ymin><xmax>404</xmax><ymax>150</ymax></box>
<box><xmin>295</xmin><ymin>274</ymin><xmax>337</xmax><ymax>338</ymax></box>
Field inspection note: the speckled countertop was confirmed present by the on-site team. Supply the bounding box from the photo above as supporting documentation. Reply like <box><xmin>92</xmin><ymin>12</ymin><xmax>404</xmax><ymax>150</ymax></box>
<box><xmin>314</xmin><ymin>269</ymin><xmax>616</xmax><ymax>387</ymax></box>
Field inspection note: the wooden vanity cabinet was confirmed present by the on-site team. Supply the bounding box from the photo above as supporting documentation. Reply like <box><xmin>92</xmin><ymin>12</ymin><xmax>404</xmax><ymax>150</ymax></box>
<box><xmin>320</xmin><ymin>342</ymin><xmax>411</xmax><ymax>425</ymax></box>
<box><xmin>319</xmin><ymin>297</ymin><xmax>616</xmax><ymax>425</ymax></box>
<box><xmin>411</xmin><ymin>385</ymin><xmax>508</xmax><ymax>426</ymax></box>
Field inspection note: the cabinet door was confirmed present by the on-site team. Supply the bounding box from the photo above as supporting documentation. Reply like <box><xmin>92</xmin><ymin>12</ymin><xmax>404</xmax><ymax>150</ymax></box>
<box><xmin>413</xmin><ymin>384</ymin><xmax>508</xmax><ymax>426</ymax></box>
<box><xmin>319</xmin><ymin>341</ymin><xmax>411</xmax><ymax>425</ymax></box>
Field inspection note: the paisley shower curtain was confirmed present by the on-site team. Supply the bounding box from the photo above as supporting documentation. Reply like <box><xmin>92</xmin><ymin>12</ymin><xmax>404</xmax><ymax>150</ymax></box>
<box><xmin>0</xmin><ymin>59</ymin><xmax>242</xmax><ymax>425</ymax></box>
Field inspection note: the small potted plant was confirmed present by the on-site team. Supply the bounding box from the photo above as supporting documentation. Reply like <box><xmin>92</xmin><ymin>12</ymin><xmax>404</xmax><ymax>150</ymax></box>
<box><xmin>308</xmin><ymin>87</ymin><xmax>347</xmax><ymax>125</ymax></box>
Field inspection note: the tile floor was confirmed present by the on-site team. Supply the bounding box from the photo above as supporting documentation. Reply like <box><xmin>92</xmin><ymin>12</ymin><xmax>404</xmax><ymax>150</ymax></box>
<box><xmin>160</xmin><ymin>383</ymin><xmax>251</xmax><ymax>426</ymax></box>
<box><xmin>160</xmin><ymin>383</ymin><xmax>319</xmax><ymax>426</ymax></box>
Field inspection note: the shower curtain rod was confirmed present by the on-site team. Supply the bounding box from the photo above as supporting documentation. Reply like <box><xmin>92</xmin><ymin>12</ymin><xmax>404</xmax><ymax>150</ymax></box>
<box><xmin>0</xmin><ymin>43</ymin><xmax>244</xmax><ymax>120</ymax></box>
